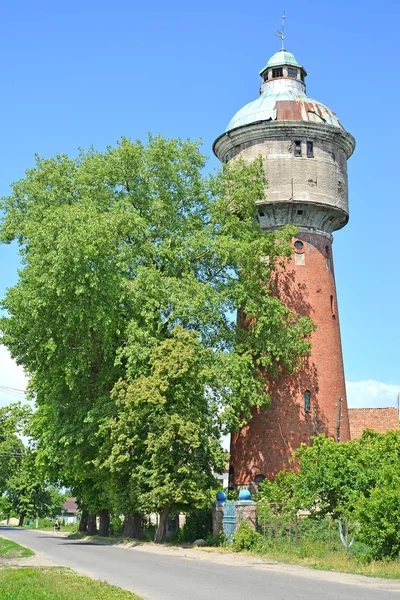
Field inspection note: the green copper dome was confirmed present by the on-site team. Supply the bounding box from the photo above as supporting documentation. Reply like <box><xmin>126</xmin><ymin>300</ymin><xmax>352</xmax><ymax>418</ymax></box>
<box><xmin>225</xmin><ymin>49</ymin><xmax>343</xmax><ymax>132</ymax></box>
<box><xmin>259</xmin><ymin>50</ymin><xmax>302</xmax><ymax>74</ymax></box>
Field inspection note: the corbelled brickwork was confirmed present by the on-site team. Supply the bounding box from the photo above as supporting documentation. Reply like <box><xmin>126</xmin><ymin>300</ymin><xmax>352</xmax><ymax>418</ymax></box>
<box><xmin>349</xmin><ymin>407</ymin><xmax>400</xmax><ymax>439</ymax></box>
<box><xmin>231</xmin><ymin>232</ymin><xmax>350</xmax><ymax>485</ymax></box>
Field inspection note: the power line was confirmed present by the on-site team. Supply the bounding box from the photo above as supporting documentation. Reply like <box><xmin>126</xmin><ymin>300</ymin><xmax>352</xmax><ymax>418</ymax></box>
<box><xmin>0</xmin><ymin>385</ymin><xmax>27</xmax><ymax>394</ymax></box>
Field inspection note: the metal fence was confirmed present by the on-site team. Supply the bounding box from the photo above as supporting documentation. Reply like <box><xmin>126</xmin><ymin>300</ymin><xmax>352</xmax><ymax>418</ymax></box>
<box><xmin>257</xmin><ymin>502</ymin><xmax>355</xmax><ymax>553</ymax></box>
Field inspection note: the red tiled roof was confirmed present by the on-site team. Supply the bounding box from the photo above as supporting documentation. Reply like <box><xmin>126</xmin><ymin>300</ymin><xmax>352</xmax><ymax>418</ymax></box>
<box><xmin>63</xmin><ymin>498</ymin><xmax>78</xmax><ymax>513</ymax></box>
<box><xmin>349</xmin><ymin>407</ymin><xmax>400</xmax><ymax>440</ymax></box>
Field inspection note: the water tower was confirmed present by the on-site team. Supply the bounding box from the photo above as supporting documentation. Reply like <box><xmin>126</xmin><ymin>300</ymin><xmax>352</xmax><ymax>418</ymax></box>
<box><xmin>213</xmin><ymin>41</ymin><xmax>355</xmax><ymax>487</ymax></box>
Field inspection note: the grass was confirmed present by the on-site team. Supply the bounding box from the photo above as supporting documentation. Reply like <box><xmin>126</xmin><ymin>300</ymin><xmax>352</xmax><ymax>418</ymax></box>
<box><xmin>230</xmin><ymin>543</ymin><xmax>400</xmax><ymax>579</ymax></box>
<box><xmin>22</xmin><ymin>519</ymin><xmax>77</xmax><ymax>533</ymax></box>
<box><xmin>0</xmin><ymin>567</ymin><xmax>143</xmax><ymax>599</ymax></box>
<box><xmin>0</xmin><ymin>538</ymin><xmax>34</xmax><ymax>559</ymax></box>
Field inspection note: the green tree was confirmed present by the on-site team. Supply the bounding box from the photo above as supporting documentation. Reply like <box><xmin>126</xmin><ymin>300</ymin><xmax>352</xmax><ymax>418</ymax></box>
<box><xmin>0</xmin><ymin>403</ymin><xmax>26</xmax><ymax>494</ymax></box>
<box><xmin>5</xmin><ymin>449</ymin><xmax>62</xmax><ymax>526</ymax></box>
<box><xmin>0</xmin><ymin>136</ymin><xmax>314</xmax><ymax>537</ymax></box>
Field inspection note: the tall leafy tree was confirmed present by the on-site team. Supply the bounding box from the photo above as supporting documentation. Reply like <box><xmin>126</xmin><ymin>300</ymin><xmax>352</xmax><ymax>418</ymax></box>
<box><xmin>0</xmin><ymin>136</ymin><xmax>313</xmax><ymax>537</ymax></box>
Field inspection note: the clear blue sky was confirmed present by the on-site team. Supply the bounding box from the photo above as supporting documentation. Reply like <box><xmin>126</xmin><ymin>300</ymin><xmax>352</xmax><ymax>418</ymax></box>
<box><xmin>0</xmin><ymin>0</ymin><xmax>399</xmax><ymax>402</ymax></box>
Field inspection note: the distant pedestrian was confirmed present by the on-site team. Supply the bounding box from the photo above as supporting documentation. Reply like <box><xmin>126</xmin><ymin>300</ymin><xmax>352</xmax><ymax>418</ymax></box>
<box><xmin>54</xmin><ymin>517</ymin><xmax>60</xmax><ymax>532</ymax></box>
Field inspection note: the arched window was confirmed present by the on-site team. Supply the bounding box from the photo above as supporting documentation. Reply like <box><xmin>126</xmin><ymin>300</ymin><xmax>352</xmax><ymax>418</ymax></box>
<box><xmin>304</xmin><ymin>390</ymin><xmax>311</xmax><ymax>412</ymax></box>
<box><xmin>254</xmin><ymin>474</ymin><xmax>266</xmax><ymax>491</ymax></box>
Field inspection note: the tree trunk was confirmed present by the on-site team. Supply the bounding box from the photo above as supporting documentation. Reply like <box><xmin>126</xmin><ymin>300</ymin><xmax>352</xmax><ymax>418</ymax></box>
<box><xmin>122</xmin><ymin>514</ymin><xmax>142</xmax><ymax>539</ymax></box>
<box><xmin>98</xmin><ymin>509</ymin><xmax>110</xmax><ymax>537</ymax></box>
<box><xmin>87</xmin><ymin>513</ymin><xmax>97</xmax><ymax>536</ymax></box>
<box><xmin>78</xmin><ymin>509</ymin><xmax>89</xmax><ymax>533</ymax></box>
<box><xmin>154</xmin><ymin>506</ymin><xmax>170</xmax><ymax>544</ymax></box>
<box><xmin>18</xmin><ymin>514</ymin><xmax>25</xmax><ymax>527</ymax></box>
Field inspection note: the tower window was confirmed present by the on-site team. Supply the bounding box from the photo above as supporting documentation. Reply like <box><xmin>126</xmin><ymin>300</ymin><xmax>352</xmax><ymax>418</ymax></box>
<box><xmin>307</xmin><ymin>141</ymin><xmax>314</xmax><ymax>158</ymax></box>
<box><xmin>255</xmin><ymin>474</ymin><xmax>266</xmax><ymax>491</ymax></box>
<box><xmin>225</xmin><ymin>154</ymin><xmax>229</xmax><ymax>163</ymax></box>
<box><xmin>297</xmin><ymin>209</ymin><xmax>303</xmax><ymax>215</ymax></box>
<box><xmin>301</xmin><ymin>72</ymin><xmax>305</xmax><ymax>81</ymax></box>
<box><xmin>263</xmin><ymin>72</ymin><xmax>268</xmax><ymax>82</ymax></box>
<box><xmin>272</xmin><ymin>67</ymin><xmax>283</xmax><ymax>78</ymax></box>
<box><xmin>294</xmin><ymin>240</ymin><xmax>304</xmax><ymax>250</ymax></box>
<box><xmin>304</xmin><ymin>390</ymin><xmax>311</xmax><ymax>412</ymax></box>
<box><xmin>294</xmin><ymin>141</ymin><xmax>302</xmax><ymax>157</ymax></box>
<box><xmin>288</xmin><ymin>67</ymin><xmax>297</xmax><ymax>78</ymax></box>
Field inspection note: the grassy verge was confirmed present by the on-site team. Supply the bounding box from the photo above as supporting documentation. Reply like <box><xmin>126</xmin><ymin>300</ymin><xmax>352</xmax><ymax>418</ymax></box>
<box><xmin>231</xmin><ymin>546</ymin><xmax>400</xmax><ymax>579</ymax></box>
<box><xmin>0</xmin><ymin>567</ymin><xmax>142</xmax><ymax>599</ymax></box>
<box><xmin>0</xmin><ymin>538</ymin><xmax>34</xmax><ymax>559</ymax></box>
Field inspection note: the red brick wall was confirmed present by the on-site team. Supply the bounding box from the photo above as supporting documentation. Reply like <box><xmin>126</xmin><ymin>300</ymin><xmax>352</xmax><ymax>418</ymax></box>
<box><xmin>349</xmin><ymin>407</ymin><xmax>400</xmax><ymax>439</ymax></box>
<box><xmin>230</xmin><ymin>232</ymin><xmax>350</xmax><ymax>485</ymax></box>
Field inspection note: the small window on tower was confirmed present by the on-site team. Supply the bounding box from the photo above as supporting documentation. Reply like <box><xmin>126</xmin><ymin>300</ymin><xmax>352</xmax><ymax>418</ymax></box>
<box><xmin>288</xmin><ymin>67</ymin><xmax>297</xmax><ymax>78</ymax></box>
<box><xmin>225</xmin><ymin>154</ymin><xmax>229</xmax><ymax>163</ymax></box>
<box><xmin>294</xmin><ymin>240</ymin><xmax>304</xmax><ymax>250</ymax></box>
<box><xmin>304</xmin><ymin>390</ymin><xmax>311</xmax><ymax>412</ymax></box>
<box><xmin>294</xmin><ymin>141</ymin><xmax>302</xmax><ymax>157</ymax></box>
<box><xmin>307</xmin><ymin>141</ymin><xmax>314</xmax><ymax>158</ymax></box>
<box><xmin>263</xmin><ymin>72</ymin><xmax>268</xmax><ymax>82</ymax></box>
<box><xmin>255</xmin><ymin>474</ymin><xmax>266</xmax><ymax>491</ymax></box>
<box><xmin>272</xmin><ymin>67</ymin><xmax>283</xmax><ymax>78</ymax></box>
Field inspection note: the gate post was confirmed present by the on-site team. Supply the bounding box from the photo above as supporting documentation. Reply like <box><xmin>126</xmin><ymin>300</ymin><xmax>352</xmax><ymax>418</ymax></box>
<box><xmin>212</xmin><ymin>491</ymin><xmax>226</xmax><ymax>536</ymax></box>
<box><xmin>235</xmin><ymin>489</ymin><xmax>257</xmax><ymax>531</ymax></box>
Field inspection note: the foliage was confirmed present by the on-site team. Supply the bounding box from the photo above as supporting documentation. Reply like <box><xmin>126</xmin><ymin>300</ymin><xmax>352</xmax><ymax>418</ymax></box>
<box><xmin>0</xmin><ymin>403</ymin><xmax>27</xmax><ymax>493</ymax></box>
<box><xmin>257</xmin><ymin>470</ymin><xmax>296</xmax><ymax>514</ymax></box>
<box><xmin>263</xmin><ymin>430</ymin><xmax>400</xmax><ymax>561</ymax></box>
<box><xmin>0</xmin><ymin>136</ymin><xmax>314</xmax><ymax>536</ymax></box>
<box><xmin>354</xmin><ymin>483</ymin><xmax>400</xmax><ymax>560</ymax></box>
<box><xmin>6</xmin><ymin>449</ymin><xmax>66</xmax><ymax>521</ymax></box>
<box><xmin>177</xmin><ymin>507</ymin><xmax>213</xmax><ymax>543</ymax></box>
<box><xmin>232</xmin><ymin>521</ymin><xmax>263</xmax><ymax>552</ymax></box>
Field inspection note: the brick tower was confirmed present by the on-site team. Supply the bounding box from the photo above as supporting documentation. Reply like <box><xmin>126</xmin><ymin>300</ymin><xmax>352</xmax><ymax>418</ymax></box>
<box><xmin>213</xmin><ymin>47</ymin><xmax>355</xmax><ymax>488</ymax></box>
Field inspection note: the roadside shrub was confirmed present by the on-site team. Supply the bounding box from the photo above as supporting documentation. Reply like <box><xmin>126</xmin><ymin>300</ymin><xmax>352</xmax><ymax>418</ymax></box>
<box><xmin>177</xmin><ymin>508</ymin><xmax>212</xmax><ymax>543</ymax></box>
<box><xmin>349</xmin><ymin>542</ymin><xmax>374</xmax><ymax>564</ymax></box>
<box><xmin>204</xmin><ymin>533</ymin><xmax>227</xmax><ymax>547</ymax></box>
<box><xmin>232</xmin><ymin>521</ymin><xmax>263</xmax><ymax>552</ymax></box>
<box><xmin>355</xmin><ymin>485</ymin><xmax>400</xmax><ymax>560</ymax></box>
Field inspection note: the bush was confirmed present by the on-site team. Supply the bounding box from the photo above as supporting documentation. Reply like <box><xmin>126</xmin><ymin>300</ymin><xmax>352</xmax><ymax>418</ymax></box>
<box><xmin>177</xmin><ymin>508</ymin><xmax>213</xmax><ymax>543</ymax></box>
<box><xmin>204</xmin><ymin>533</ymin><xmax>226</xmax><ymax>547</ymax></box>
<box><xmin>355</xmin><ymin>485</ymin><xmax>400</xmax><ymax>560</ymax></box>
<box><xmin>232</xmin><ymin>522</ymin><xmax>263</xmax><ymax>552</ymax></box>
<box><xmin>349</xmin><ymin>541</ymin><xmax>374</xmax><ymax>564</ymax></box>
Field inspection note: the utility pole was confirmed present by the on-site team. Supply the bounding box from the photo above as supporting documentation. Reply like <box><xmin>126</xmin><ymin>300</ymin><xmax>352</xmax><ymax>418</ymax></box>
<box><xmin>336</xmin><ymin>397</ymin><xmax>342</xmax><ymax>442</ymax></box>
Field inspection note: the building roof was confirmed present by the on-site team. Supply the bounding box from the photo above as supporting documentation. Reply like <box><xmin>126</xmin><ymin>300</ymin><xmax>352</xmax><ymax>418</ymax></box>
<box><xmin>63</xmin><ymin>498</ymin><xmax>78</xmax><ymax>514</ymax></box>
<box><xmin>259</xmin><ymin>50</ymin><xmax>303</xmax><ymax>73</ymax></box>
<box><xmin>225</xmin><ymin>48</ymin><xmax>344</xmax><ymax>133</ymax></box>
<box><xmin>349</xmin><ymin>407</ymin><xmax>400</xmax><ymax>439</ymax></box>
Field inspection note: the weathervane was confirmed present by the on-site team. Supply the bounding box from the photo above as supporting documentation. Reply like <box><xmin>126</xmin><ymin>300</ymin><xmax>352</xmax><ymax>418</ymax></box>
<box><xmin>275</xmin><ymin>10</ymin><xmax>286</xmax><ymax>51</ymax></box>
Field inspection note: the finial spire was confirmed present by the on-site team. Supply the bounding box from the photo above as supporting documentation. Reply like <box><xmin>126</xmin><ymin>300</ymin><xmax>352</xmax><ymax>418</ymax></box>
<box><xmin>275</xmin><ymin>10</ymin><xmax>286</xmax><ymax>51</ymax></box>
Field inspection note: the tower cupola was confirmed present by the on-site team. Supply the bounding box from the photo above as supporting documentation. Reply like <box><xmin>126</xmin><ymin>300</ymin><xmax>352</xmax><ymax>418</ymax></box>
<box><xmin>259</xmin><ymin>49</ymin><xmax>307</xmax><ymax>89</ymax></box>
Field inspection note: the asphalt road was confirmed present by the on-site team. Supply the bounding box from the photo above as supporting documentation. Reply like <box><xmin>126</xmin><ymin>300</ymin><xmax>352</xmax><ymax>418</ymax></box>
<box><xmin>1</xmin><ymin>526</ymin><xmax>400</xmax><ymax>600</ymax></box>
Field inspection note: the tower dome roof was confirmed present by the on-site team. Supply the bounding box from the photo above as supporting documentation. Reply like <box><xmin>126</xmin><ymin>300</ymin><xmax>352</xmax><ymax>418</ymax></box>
<box><xmin>225</xmin><ymin>49</ymin><xmax>343</xmax><ymax>133</ymax></box>
<box><xmin>259</xmin><ymin>50</ymin><xmax>302</xmax><ymax>73</ymax></box>
<box><xmin>226</xmin><ymin>91</ymin><xmax>342</xmax><ymax>131</ymax></box>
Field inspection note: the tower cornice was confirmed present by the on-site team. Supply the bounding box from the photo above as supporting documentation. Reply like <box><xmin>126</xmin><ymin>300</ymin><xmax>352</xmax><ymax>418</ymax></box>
<box><xmin>213</xmin><ymin>120</ymin><xmax>356</xmax><ymax>161</ymax></box>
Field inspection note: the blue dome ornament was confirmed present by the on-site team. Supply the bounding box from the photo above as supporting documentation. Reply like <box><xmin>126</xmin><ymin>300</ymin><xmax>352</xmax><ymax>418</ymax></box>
<box><xmin>216</xmin><ymin>491</ymin><xmax>226</xmax><ymax>503</ymax></box>
<box><xmin>239</xmin><ymin>489</ymin><xmax>251</xmax><ymax>501</ymax></box>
